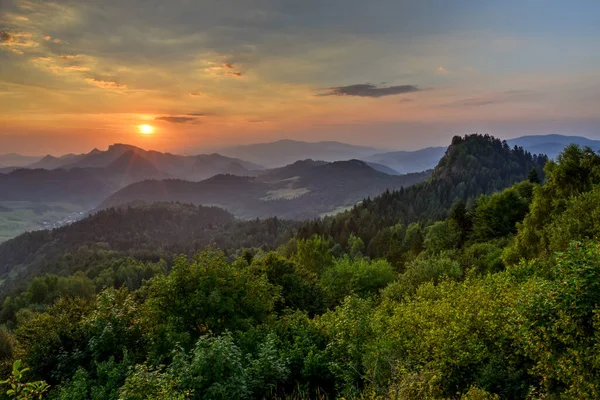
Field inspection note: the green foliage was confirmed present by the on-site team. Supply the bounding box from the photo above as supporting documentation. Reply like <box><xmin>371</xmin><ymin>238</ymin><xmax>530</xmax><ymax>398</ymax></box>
<box><xmin>370</xmin><ymin>275</ymin><xmax>527</xmax><ymax>398</ymax></box>
<box><xmin>424</xmin><ymin>220</ymin><xmax>460</xmax><ymax>255</ymax></box>
<box><xmin>470</xmin><ymin>182</ymin><xmax>532</xmax><ymax>242</ymax></box>
<box><xmin>250</xmin><ymin>253</ymin><xmax>324</xmax><ymax>315</ymax></box>
<box><xmin>118</xmin><ymin>364</ymin><xmax>187</xmax><ymax>400</ymax></box>
<box><xmin>515</xmin><ymin>241</ymin><xmax>600</xmax><ymax>398</ymax></box>
<box><xmin>140</xmin><ymin>251</ymin><xmax>280</xmax><ymax>356</ymax></box>
<box><xmin>382</xmin><ymin>254</ymin><xmax>462</xmax><ymax>301</ymax></box>
<box><xmin>460</xmin><ymin>242</ymin><xmax>505</xmax><ymax>275</ymax></box>
<box><xmin>0</xmin><ymin>360</ymin><xmax>49</xmax><ymax>400</ymax></box>
<box><xmin>294</xmin><ymin>236</ymin><xmax>334</xmax><ymax>275</ymax></box>
<box><xmin>319</xmin><ymin>256</ymin><xmax>396</xmax><ymax>306</ymax></box>
<box><xmin>505</xmin><ymin>144</ymin><xmax>600</xmax><ymax>263</ymax></box>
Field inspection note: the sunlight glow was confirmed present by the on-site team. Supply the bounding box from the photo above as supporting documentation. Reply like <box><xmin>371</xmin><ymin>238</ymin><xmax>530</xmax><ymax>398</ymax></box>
<box><xmin>138</xmin><ymin>124</ymin><xmax>154</xmax><ymax>135</ymax></box>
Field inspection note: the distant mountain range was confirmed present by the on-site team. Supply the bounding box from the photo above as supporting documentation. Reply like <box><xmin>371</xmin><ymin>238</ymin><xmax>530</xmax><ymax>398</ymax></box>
<box><xmin>365</xmin><ymin>147</ymin><xmax>447</xmax><ymax>174</ymax></box>
<box><xmin>0</xmin><ymin>144</ymin><xmax>263</xmax><ymax>207</ymax></box>
<box><xmin>100</xmin><ymin>159</ymin><xmax>431</xmax><ymax>219</ymax></box>
<box><xmin>217</xmin><ymin>139</ymin><xmax>385</xmax><ymax>168</ymax></box>
<box><xmin>0</xmin><ymin>153</ymin><xmax>41</xmax><ymax>168</ymax></box>
<box><xmin>29</xmin><ymin>143</ymin><xmax>263</xmax><ymax>179</ymax></box>
<box><xmin>1</xmin><ymin>133</ymin><xmax>598</xmax><ymax>225</ymax></box>
<box><xmin>506</xmin><ymin>134</ymin><xmax>600</xmax><ymax>159</ymax></box>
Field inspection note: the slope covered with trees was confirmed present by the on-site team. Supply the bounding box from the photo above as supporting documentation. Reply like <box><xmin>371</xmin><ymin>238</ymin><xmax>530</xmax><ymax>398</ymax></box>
<box><xmin>0</xmin><ymin>203</ymin><xmax>299</xmax><ymax>299</ymax></box>
<box><xmin>5</xmin><ymin>135</ymin><xmax>600</xmax><ymax>400</ymax></box>
<box><xmin>298</xmin><ymin>134</ymin><xmax>547</xmax><ymax>255</ymax></box>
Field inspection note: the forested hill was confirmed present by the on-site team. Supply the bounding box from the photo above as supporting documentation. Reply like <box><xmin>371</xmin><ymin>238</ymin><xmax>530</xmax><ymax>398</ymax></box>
<box><xmin>299</xmin><ymin>134</ymin><xmax>548</xmax><ymax>247</ymax></box>
<box><xmin>6</xmin><ymin>138</ymin><xmax>600</xmax><ymax>400</ymax></box>
<box><xmin>0</xmin><ymin>203</ymin><xmax>299</xmax><ymax>296</ymax></box>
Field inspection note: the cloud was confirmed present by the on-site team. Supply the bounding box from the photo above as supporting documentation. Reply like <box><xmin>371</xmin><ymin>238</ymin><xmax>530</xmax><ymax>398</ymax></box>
<box><xmin>189</xmin><ymin>92</ymin><xmax>202</xmax><ymax>97</ymax></box>
<box><xmin>436</xmin><ymin>66</ymin><xmax>449</xmax><ymax>74</ymax></box>
<box><xmin>0</xmin><ymin>31</ymin><xmax>14</xmax><ymax>43</ymax></box>
<box><xmin>227</xmin><ymin>71</ymin><xmax>243</xmax><ymax>77</ymax></box>
<box><xmin>85</xmin><ymin>78</ymin><xmax>127</xmax><ymax>89</ymax></box>
<box><xmin>223</xmin><ymin>63</ymin><xmax>234</xmax><ymax>69</ymax></box>
<box><xmin>64</xmin><ymin>66</ymin><xmax>90</xmax><ymax>71</ymax></box>
<box><xmin>59</xmin><ymin>54</ymin><xmax>81</xmax><ymax>60</ymax></box>
<box><xmin>316</xmin><ymin>83</ymin><xmax>420</xmax><ymax>98</ymax></box>
<box><xmin>155</xmin><ymin>116</ymin><xmax>198</xmax><ymax>123</ymax></box>
<box><xmin>43</xmin><ymin>35</ymin><xmax>62</xmax><ymax>43</ymax></box>
<box><xmin>186</xmin><ymin>112</ymin><xmax>211</xmax><ymax>116</ymax></box>
<box><xmin>0</xmin><ymin>30</ymin><xmax>38</xmax><ymax>53</ymax></box>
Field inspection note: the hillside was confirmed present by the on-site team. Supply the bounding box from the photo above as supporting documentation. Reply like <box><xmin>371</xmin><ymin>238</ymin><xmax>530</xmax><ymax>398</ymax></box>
<box><xmin>299</xmin><ymin>134</ymin><xmax>548</xmax><ymax>247</ymax></box>
<box><xmin>0</xmin><ymin>203</ymin><xmax>299</xmax><ymax>296</ymax></box>
<box><xmin>100</xmin><ymin>160</ymin><xmax>430</xmax><ymax>219</ymax></box>
<box><xmin>218</xmin><ymin>139</ymin><xmax>385</xmax><ymax>167</ymax></box>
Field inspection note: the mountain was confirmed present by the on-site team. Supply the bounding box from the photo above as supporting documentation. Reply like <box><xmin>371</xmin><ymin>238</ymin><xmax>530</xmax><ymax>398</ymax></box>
<box><xmin>29</xmin><ymin>144</ymin><xmax>263</xmax><ymax>181</ymax></box>
<box><xmin>217</xmin><ymin>139</ymin><xmax>386</xmax><ymax>167</ymax></box>
<box><xmin>0</xmin><ymin>152</ymin><xmax>165</xmax><ymax>207</ymax></box>
<box><xmin>298</xmin><ymin>134</ymin><xmax>548</xmax><ymax>245</ymax></box>
<box><xmin>364</xmin><ymin>161</ymin><xmax>399</xmax><ymax>175</ymax></box>
<box><xmin>100</xmin><ymin>160</ymin><xmax>431</xmax><ymax>219</ymax></box>
<box><xmin>0</xmin><ymin>168</ymin><xmax>112</xmax><ymax>205</ymax></box>
<box><xmin>0</xmin><ymin>153</ymin><xmax>42</xmax><ymax>167</ymax></box>
<box><xmin>507</xmin><ymin>134</ymin><xmax>600</xmax><ymax>159</ymax></box>
<box><xmin>29</xmin><ymin>153</ymin><xmax>86</xmax><ymax>169</ymax></box>
<box><xmin>365</xmin><ymin>147</ymin><xmax>447</xmax><ymax>174</ymax></box>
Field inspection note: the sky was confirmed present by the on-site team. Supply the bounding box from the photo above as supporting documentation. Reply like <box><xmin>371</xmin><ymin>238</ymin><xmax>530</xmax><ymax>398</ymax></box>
<box><xmin>1</xmin><ymin>0</ymin><xmax>599</xmax><ymax>155</ymax></box>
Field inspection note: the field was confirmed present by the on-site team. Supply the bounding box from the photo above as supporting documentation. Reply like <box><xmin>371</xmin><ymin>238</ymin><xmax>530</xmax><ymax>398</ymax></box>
<box><xmin>0</xmin><ymin>201</ymin><xmax>86</xmax><ymax>242</ymax></box>
<box><xmin>319</xmin><ymin>204</ymin><xmax>354</xmax><ymax>218</ymax></box>
<box><xmin>260</xmin><ymin>187</ymin><xmax>311</xmax><ymax>200</ymax></box>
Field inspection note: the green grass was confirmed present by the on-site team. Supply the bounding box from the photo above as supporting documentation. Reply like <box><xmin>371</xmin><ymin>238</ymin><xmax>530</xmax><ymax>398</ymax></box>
<box><xmin>319</xmin><ymin>204</ymin><xmax>354</xmax><ymax>218</ymax></box>
<box><xmin>0</xmin><ymin>201</ymin><xmax>86</xmax><ymax>243</ymax></box>
<box><xmin>261</xmin><ymin>188</ymin><xmax>311</xmax><ymax>201</ymax></box>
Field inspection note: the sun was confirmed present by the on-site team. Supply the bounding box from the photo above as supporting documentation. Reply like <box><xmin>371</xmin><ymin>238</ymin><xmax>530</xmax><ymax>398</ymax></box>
<box><xmin>138</xmin><ymin>124</ymin><xmax>154</xmax><ymax>135</ymax></box>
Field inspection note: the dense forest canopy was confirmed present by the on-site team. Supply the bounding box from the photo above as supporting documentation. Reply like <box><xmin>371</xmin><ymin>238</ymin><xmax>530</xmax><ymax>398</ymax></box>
<box><xmin>3</xmin><ymin>134</ymin><xmax>600</xmax><ymax>399</ymax></box>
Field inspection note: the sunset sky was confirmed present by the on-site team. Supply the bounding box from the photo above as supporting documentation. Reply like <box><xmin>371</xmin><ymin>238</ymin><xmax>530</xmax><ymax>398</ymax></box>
<box><xmin>1</xmin><ymin>0</ymin><xmax>599</xmax><ymax>155</ymax></box>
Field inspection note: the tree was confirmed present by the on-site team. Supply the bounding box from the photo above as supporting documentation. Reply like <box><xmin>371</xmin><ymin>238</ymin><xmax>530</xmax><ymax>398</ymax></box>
<box><xmin>0</xmin><ymin>360</ymin><xmax>49</xmax><ymax>400</ymax></box>
<box><xmin>527</xmin><ymin>168</ymin><xmax>540</xmax><ymax>184</ymax></box>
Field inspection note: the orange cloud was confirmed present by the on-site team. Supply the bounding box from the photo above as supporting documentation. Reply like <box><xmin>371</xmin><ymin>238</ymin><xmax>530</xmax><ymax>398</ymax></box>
<box><xmin>65</xmin><ymin>65</ymin><xmax>90</xmax><ymax>71</ymax></box>
<box><xmin>43</xmin><ymin>35</ymin><xmax>61</xmax><ymax>43</ymax></box>
<box><xmin>0</xmin><ymin>30</ymin><xmax>38</xmax><ymax>53</ymax></box>
<box><xmin>189</xmin><ymin>92</ymin><xmax>202</xmax><ymax>97</ymax></box>
<box><xmin>85</xmin><ymin>78</ymin><xmax>127</xmax><ymax>89</ymax></box>
<box><xmin>59</xmin><ymin>54</ymin><xmax>81</xmax><ymax>60</ymax></box>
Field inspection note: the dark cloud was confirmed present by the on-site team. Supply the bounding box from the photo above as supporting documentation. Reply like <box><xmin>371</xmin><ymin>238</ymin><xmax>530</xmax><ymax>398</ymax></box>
<box><xmin>227</xmin><ymin>71</ymin><xmax>243</xmax><ymax>77</ymax></box>
<box><xmin>0</xmin><ymin>31</ymin><xmax>13</xmax><ymax>43</ymax></box>
<box><xmin>223</xmin><ymin>63</ymin><xmax>234</xmax><ymax>69</ymax></box>
<box><xmin>155</xmin><ymin>116</ymin><xmax>198</xmax><ymax>124</ymax></box>
<box><xmin>316</xmin><ymin>83</ymin><xmax>420</xmax><ymax>98</ymax></box>
<box><xmin>189</xmin><ymin>92</ymin><xmax>202</xmax><ymax>97</ymax></box>
<box><xmin>186</xmin><ymin>112</ymin><xmax>210</xmax><ymax>116</ymax></box>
